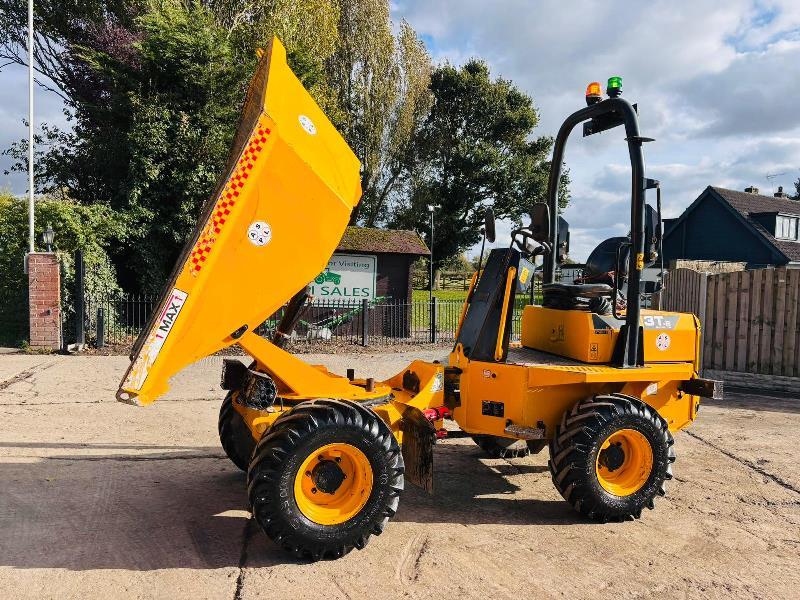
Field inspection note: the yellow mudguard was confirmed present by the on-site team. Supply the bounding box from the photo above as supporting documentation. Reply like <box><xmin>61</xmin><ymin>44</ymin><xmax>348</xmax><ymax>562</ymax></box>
<box><xmin>117</xmin><ymin>37</ymin><xmax>362</xmax><ymax>405</ymax></box>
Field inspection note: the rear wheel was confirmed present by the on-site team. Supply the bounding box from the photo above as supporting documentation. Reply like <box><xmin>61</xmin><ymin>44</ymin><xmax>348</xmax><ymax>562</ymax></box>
<box><xmin>247</xmin><ymin>399</ymin><xmax>404</xmax><ymax>560</ymax></box>
<box><xmin>548</xmin><ymin>393</ymin><xmax>675</xmax><ymax>521</ymax></box>
<box><xmin>218</xmin><ymin>392</ymin><xmax>256</xmax><ymax>472</ymax></box>
<box><xmin>472</xmin><ymin>435</ymin><xmax>545</xmax><ymax>458</ymax></box>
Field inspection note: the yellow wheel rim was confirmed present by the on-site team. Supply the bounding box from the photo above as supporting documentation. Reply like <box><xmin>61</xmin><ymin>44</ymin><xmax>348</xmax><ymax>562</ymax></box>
<box><xmin>595</xmin><ymin>429</ymin><xmax>653</xmax><ymax>496</ymax></box>
<box><xmin>293</xmin><ymin>443</ymin><xmax>374</xmax><ymax>525</ymax></box>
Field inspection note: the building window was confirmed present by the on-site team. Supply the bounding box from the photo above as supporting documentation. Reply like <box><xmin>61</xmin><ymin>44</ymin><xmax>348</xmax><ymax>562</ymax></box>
<box><xmin>776</xmin><ymin>215</ymin><xmax>799</xmax><ymax>241</ymax></box>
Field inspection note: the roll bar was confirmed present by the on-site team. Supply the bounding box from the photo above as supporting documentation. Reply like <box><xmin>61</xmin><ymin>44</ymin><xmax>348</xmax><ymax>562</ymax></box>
<box><xmin>543</xmin><ymin>96</ymin><xmax>652</xmax><ymax>368</ymax></box>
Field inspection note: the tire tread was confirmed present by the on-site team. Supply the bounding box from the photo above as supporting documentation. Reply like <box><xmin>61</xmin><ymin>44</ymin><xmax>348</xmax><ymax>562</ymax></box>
<box><xmin>247</xmin><ymin>399</ymin><xmax>403</xmax><ymax>561</ymax></box>
<box><xmin>218</xmin><ymin>392</ymin><xmax>256</xmax><ymax>472</ymax></box>
<box><xmin>548</xmin><ymin>393</ymin><xmax>675</xmax><ymax>521</ymax></box>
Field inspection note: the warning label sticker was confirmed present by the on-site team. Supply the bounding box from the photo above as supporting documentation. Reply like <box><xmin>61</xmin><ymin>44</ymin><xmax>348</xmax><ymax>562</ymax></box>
<box><xmin>123</xmin><ymin>288</ymin><xmax>188</xmax><ymax>391</ymax></box>
<box><xmin>153</xmin><ymin>289</ymin><xmax>189</xmax><ymax>348</ymax></box>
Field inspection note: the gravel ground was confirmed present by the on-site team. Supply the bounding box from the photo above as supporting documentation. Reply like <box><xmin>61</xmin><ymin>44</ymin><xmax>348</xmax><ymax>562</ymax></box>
<box><xmin>0</xmin><ymin>352</ymin><xmax>798</xmax><ymax>599</ymax></box>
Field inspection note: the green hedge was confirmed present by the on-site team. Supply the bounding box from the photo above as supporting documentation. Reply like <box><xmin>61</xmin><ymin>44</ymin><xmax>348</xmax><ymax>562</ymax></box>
<box><xmin>0</xmin><ymin>194</ymin><xmax>122</xmax><ymax>346</ymax></box>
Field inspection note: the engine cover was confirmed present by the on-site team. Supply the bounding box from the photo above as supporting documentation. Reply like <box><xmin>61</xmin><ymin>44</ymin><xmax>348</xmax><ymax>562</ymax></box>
<box><xmin>521</xmin><ymin>306</ymin><xmax>698</xmax><ymax>364</ymax></box>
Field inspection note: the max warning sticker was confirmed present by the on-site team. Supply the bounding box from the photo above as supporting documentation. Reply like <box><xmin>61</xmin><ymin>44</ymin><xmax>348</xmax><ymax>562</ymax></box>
<box><xmin>123</xmin><ymin>288</ymin><xmax>188</xmax><ymax>391</ymax></box>
<box><xmin>154</xmin><ymin>289</ymin><xmax>189</xmax><ymax>345</ymax></box>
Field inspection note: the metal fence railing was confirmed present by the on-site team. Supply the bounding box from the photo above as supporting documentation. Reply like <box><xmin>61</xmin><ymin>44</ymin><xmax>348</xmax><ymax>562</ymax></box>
<box><xmin>84</xmin><ymin>294</ymin><xmax>160</xmax><ymax>347</ymax></box>
<box><xmin>78</xmin><ymin>293</ymin><xmax>542</xmax><ymax>349</ymax></box>
<box><xmin>257</xmin><ymin>298</ymin><xmax>460</xmax><ymax>346</ymax></box>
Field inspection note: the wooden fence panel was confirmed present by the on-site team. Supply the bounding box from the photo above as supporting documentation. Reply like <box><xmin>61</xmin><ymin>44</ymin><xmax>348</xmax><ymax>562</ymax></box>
<box><xmin>735</xmin><ymin>271</ymin><xmax>750</xmax><ymax>372</ymax></box>
<box><xmin>712</xmin><ymin>273</ymin><xmax>727</xmax><ymax>370</ymax></box>
<box><xmin>703</xmin><ymin>275</ymin><xmax>716</xmax><ymax>367</ymax></box>
<box><xmin>724</xmin><ymin>272</ymin><xmax>738</xmax><ymax>371</ymax></box>
<box><xmin>659</xmin><ymin>266</ymin><xmax>799</xmax><ymax>376</ymax></box>
<box><xmin>747</xmin><ymin>269</ymin><xmax>762</xmax><ymax>373</ymax></box>
<box><xmin>772</xmin><ymin>268</ymin><xmax>788</xmax><ymax>375</ymax></box>
<box><xmin>796</xmin><ymin>269</ymin><xmax>800</xmax><ymax>378</ymax></box>
<box><xmin>759</xmin><ymin>269</ymin><xmax>774</xmax><ymax>374</ymax></box>
<box><xmin>660</xmin><ymin>268</ymin><xmax>706</xmax><ymax>315</ymax></box>
<box><xmin>785</xmin><ymin>269</ymin><xmax>800</xmax><ymax>377</ymax></box>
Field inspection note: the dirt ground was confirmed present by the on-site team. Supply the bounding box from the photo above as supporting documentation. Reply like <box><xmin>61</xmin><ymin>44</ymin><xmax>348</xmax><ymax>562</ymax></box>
<box><xmin>0</xmin><ymin>351</ymin><xmax>798</xmax><ymax>600</ymax></box>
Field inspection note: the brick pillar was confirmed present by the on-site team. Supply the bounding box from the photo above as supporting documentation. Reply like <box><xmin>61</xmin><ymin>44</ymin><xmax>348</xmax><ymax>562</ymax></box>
<box><xmin>28</xmin><ymin>253</ymin><xmax>61</xmax><ymax>350</ymax></box>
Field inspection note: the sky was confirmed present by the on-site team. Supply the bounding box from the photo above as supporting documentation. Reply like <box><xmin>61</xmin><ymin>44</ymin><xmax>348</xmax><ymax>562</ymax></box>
<box><xmin>1</xmin><ymin>1</ymin><xmax>799</xmax><ymax>261</ymax></box>
<box><xmin>390</xmin><ymin>0</ymin><xmax>800</xmax><ymax>259</ymax></box>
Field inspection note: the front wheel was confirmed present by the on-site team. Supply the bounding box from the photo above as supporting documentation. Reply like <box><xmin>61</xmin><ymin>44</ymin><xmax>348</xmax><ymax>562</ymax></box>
<box><xmin>549</xmin><ymin>393</ymin><xmax>675</xmax><ymax>521</ymax></box>
<box><xmin>247</xmin><ymin>399</ymin><xmax>404</xmax><ymax>560</ymax></box>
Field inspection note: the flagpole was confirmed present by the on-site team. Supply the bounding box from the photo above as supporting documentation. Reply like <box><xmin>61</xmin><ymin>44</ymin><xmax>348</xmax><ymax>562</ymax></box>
<box><xmin>28</xmin><ymin>0</ymin><xmax>34</xmax><ymax>253</ymax></box>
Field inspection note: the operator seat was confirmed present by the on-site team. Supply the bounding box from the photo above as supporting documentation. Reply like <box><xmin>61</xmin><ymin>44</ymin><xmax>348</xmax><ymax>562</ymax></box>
<box><xmin>542</xmin><ymin>236</ymin><xmax>629</xmax><ymax>314</ymax></box>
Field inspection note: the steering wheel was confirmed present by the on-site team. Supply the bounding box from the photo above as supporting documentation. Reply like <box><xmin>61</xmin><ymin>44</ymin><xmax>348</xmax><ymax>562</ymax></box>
<box><xmin>511</xmin><ymin>227</ymin><xmax>549</xmax><ymax>257</ymax></box>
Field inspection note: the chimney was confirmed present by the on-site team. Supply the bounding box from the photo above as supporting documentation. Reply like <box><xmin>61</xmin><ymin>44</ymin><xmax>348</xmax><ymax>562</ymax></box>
<box><xmin>744</xmin><ymin>186</ymin><xmax>760</xmax><ymax>194</ymax></box>
<box><xmin>774</xmin><ymin>186</ymin><xmax>789</xmax><ymax>199</ymax></box>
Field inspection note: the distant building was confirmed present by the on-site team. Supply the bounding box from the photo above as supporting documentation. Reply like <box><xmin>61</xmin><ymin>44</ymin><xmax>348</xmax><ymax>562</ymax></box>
<box><xmin>326</xmin><ymin>227</ymin><xmax>430</xmax><ymax>303</ymax></box>
<box><xmin>303</xmin><ymin>227</ymin><xmax>429</xmax><ymax>340</ymax></box>
<box><xmin>663</xmin><ymin>186</ymin><xmax>800</xmax><ymax>269</ymax></box>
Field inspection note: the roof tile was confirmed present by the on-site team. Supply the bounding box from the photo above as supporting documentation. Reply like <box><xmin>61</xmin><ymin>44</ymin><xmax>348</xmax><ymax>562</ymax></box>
<box><xmin>336</xmin><ymin>226</ymin><xmax>430</xmax><ymax>256</ymax></box>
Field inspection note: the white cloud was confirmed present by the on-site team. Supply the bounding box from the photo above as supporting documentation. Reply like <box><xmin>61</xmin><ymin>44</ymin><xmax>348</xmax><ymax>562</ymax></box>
<box><xmin>681</xmin><ymin>39</ymin><xmax>800</xmax><ymax>138</ymax></box>
<box><xmin>2</xmin><ymin>2</ymin><xmax>799</xmax><ymax>263</ymax></box>
<box><xmin>394</xmin><ymin>0</ymin><xmax>800</xmax><ymax>259</ymax></box>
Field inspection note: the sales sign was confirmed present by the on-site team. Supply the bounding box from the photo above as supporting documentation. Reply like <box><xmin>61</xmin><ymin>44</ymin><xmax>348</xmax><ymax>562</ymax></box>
<box><xmin>310</xmin><ymin>254</ymin><xmax>377</xmax><ymax>303</ymax></box>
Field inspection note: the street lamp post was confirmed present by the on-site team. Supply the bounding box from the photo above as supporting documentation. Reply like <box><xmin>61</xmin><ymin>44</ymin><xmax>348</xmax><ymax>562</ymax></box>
<box><xmin>27</xmin><ymin>0</ymin><xmax>35</xmax><ymax>255</ymax></box>
<box><xmin>426</xmin><ymin>204</ymin><xmax>440</xmax><ymax>344</ymax></box>
<box><xmin>427</xmin><ymin>204</ymin><xmax>439</xmax><ymax>302</ymax></box>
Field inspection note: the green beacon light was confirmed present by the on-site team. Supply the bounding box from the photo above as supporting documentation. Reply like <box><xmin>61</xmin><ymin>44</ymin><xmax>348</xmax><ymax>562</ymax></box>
<box><xmin>607</xmin><ymin>76</ymin><xmax>623</xmax><ymax>97</ymax></box>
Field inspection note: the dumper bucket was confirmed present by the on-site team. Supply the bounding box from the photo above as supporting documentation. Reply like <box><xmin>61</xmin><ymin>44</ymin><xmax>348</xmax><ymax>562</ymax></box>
<box><xmin>117</xmin><ymin>37</ymin><xmax>362</xmax><ymax>405</ymax></box>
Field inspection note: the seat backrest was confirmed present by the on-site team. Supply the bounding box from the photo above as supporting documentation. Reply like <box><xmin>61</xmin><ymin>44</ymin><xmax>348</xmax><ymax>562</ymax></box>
<box><xmin>584</xmin><ymin>236</ymin><xmax>630</xmax><ymax>283</ymax></box>
<box><xmin>455</xmin><ymin>248</ymin><xmax>519</xmax><ymax>361</ymax></box>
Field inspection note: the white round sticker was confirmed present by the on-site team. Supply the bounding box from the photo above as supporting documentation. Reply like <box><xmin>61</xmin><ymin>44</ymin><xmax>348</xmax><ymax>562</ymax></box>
<box><xmin>247</xmin><ymin>221</ymin><xmax>271</xmax><ymax>247</ymax></box>
<box><xmin>298</xmin><ymin>114</ymin><xmax>316</xmax><ymax>135</ymax></box>
<box><xmin>655</xmin><ymin>333</ymin><xmax>671</xmax><ymax>351</ymax></box>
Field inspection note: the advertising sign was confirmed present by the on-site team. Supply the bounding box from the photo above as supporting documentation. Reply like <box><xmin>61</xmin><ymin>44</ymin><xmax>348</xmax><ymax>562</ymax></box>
<box><xmin>310</xmin><ymin>254</ymin><xmax>377</xmax><ymax>303</ymax></box>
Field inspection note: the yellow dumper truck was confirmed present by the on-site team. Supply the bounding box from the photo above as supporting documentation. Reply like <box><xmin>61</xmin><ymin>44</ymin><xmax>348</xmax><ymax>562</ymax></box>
<box><xmin>117</xmin><ymin>39</ymin><xmax>721</xmax><ymax>560</ymax></box>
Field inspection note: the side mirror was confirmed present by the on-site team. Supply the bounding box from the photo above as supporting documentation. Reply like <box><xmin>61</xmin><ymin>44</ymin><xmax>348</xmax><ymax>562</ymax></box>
<box><xmin>484</xmin><ymin>207</ymin><xmax>496</xmax><ymax>243</ymax></box>
<box><xmin>557</xmin><ymin>216</ymin><xmax>570</xmax><ymax>262</ymax></box>
<box><xmin>530</xmin><ymin>203</ymin><xmax>550</xmax><ymax>243</ymax></box>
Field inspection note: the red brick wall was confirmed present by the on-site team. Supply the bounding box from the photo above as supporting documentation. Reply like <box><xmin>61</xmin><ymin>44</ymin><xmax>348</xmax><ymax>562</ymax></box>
<box><xmin>28</xmin><ymin>253</ymin><xmax>61</xmax><ymax>349</ymax></box>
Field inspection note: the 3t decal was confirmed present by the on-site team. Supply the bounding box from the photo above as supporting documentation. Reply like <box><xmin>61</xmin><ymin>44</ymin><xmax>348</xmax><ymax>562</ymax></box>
<box><xmin>642</xmin><ymin>315</ymin><xmax>678</xmax><ymax>330</ymax></box>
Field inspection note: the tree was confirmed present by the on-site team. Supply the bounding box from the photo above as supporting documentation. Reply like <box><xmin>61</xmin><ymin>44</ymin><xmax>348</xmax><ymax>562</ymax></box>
<box><xmin>441</xmin><ymin>253</ymin><xmax>472</xmax><ymax>273</ymax></box>
<box><xmin>0</xmin><ymin>1</ymin><xmax>141</xmax><ymax>103</ymax></box>
<box><xmin>793</xmin><ymin>177</ymin><xmax>800</xmax><ymax>200</ymax></box>
<box><xmin>16</xmin><ymin>2</ymin><xmax>254</xmax><ymax>291</ymax></box>
<box><xmin>1</xmin><ymin>0</ymin><xmax>345</xmax><ymax>291</ymax></box>
<box><xmin>206</xmin><ymin>0</ymin><xmax>342</xmax><ymax>117</ymax></box>
<box><xmin>392</xmin><ymin>60</ymin><xmax>568</xmax><ymax>269</ymax></box>
<box><xmin>0</xmin><ymin>1</ymin><xmax>340</xmax><ymax>106</ymax></box>
<box><xmin>0</xmin><ymin>193</ymin><xmax>121</xmax><ymax>345</ymax></box>
<box><xmin>1</xmin><ymin>0</ymin><xmax>432</xmax><ymax>289</ymax></box>
<box><xmin>327</xmin><ymin>2</ymin><xmax>432</xmax><ymax>226</ymax></box>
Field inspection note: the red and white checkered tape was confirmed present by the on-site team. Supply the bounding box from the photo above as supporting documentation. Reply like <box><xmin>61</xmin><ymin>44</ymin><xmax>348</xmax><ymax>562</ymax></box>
<box><xmin>188</xmin><ymin>123</ymin><xmax>272</xmax><ymax>275</ymax></box>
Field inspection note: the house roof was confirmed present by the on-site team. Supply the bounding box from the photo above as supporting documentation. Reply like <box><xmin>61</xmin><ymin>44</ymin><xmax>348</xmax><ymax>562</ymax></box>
<box><xmin>336</xmin><ymin>226</ymin><xmax>430</xmax><ymax>256</ymax></box>
<box><xmin>665</xmin><ymin>186</ymin><xmax>800</xmax><ymax>263</ymax></box>
<box><xmin>710</xmin><ymin>187</ymin><xmax>800</xmax><ymax>262</ymax></box>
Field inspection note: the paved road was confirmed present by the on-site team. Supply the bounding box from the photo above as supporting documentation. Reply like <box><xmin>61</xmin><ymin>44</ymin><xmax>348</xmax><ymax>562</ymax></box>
<box><xmin>0</xmin><ymin>352</ymin><xmax>798</xmax><ymax>599</ymax></box>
